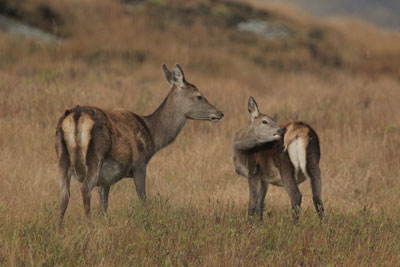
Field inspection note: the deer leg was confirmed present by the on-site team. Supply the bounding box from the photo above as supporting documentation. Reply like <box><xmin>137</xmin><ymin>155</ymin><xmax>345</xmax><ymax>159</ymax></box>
<box><xmin>98</xmin><ymin>186</ymin><xmax>110</xmax><ymax>213</ymax></box>
<box><xmin>308</xmin><ymin>162</ymin><xmax>324</xmax><ymax>219</ymax></box>
<box><xmin>87</xmin><ymin>158</ymin><xmax>102</xmax><ymax>192</ymax></box>
<box><xmin>248</xmin><ymin>177</ymin><xmax>261</xmax><ymax>218</ymax></box>
<box><xmin>286</xmin><ymin>184</ymin><xmax>302</xmax><ymax>224</ymax></box>
<box><xmin>81</xmin><ymin>157</ymin><xmax>102</xmax><ymax>218</ymax></box>
<box><xmin>133</xmin><ymin>167</ymin><xmax>147</xmax><ymax>201</ymax></box>
<box><xmin>80</xmin><ymin>182</ymin><xmax>91</xmax><ymax>217</ymax></box>
<box><xmin>58</xmin><ymin>156</ymin><xmax>71</xmax><ymax>230</ymax></box>
<box><xmin>103</xmin><ymin>186</ymin><xmax>110</xmax><ymax>211</ymax></box>
<box><xmin>256</xmin><ymin>181</ymin><xmax>269</xmax><ymax>220</ymax></box>
<box><xmin>98</xmin><ymin>187</ymin><xmax>104</xmax><ymax>212</ymax></box>
<box><xmin>280</xmin><ymin>159</ymin><xmax>302</xmax><ymax>224</ymax></box>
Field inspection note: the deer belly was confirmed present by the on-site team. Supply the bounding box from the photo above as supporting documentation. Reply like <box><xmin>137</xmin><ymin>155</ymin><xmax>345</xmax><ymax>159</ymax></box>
<box><xmin>262</xmin><ymin>166</ymin><xmax>284</xmax><ymax>186</ymax></box>
<box><xmin>98</xmin><ymin>158</ymin><xmax>129</xmax><ymax>186</ymax></box>
<box><xmin>259</xmin><ymin>157</ymin><xmax>284</xmax><ymax>186</ymax></box>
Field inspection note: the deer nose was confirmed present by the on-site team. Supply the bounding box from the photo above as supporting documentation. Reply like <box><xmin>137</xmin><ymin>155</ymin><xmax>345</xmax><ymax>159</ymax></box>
<box><xmin>210</xmin><ymin>111</ymin><xmax>223</xmax><ymax>122</ymax></box>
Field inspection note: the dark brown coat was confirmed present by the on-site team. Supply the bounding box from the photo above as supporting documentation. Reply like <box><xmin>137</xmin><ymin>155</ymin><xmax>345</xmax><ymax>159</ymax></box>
<box><xmin>233</xmin><ymin>97</ymin><xmax>324</xmax><ymax>223</ymax></box>
<box><xmin>55</xmin><ymin>64</ymin><xmax>223</xmax><ymax>229</ymax></box>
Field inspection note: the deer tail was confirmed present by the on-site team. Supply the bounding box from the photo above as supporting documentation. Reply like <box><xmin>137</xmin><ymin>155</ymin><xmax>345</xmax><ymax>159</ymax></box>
<box><xmin>61</xmin><ymin>112</ymin><xmax>95</xmax><ymax>178</ymax></box>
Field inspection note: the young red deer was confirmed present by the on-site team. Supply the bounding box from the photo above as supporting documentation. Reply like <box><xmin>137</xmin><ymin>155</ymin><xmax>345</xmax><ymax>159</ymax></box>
<box><xmin>232</xmin><ymin>97</ymin><xmax>324</xmax><ymax>223</ymax></box>
<box><xmin>55</xmin><ymin>64</ymin><xmax>224</xmax><ymax>228</ymax></box>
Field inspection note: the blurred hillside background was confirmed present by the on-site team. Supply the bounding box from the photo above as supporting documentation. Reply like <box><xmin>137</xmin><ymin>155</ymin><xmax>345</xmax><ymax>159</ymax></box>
<box><xmin>279</xmin><ymin>0</ymin><xmax>400</xmax><ymax>28</ymax></box>
<box><xmin>1</xmin><ymin>0</ymin><xmax>400</xmax><ymax>266</ymax></box>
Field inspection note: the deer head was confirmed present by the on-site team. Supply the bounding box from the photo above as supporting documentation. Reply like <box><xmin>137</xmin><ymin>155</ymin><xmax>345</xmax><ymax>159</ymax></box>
<box><xmin>162</xmin><ymin>64</ymin><xmax>224</xmax><ymax>122</ymax></box>
<box><xmin>247</xmin><ymin>96</ymin><xmax>282</xmax><ymax>142</ymax></box>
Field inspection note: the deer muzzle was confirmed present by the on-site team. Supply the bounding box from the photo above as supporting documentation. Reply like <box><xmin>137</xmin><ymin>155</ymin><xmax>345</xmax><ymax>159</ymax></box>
<box><xmin>210</xmin><ymin>111</ymin><xmax>224</xmax><ymax>122</ymax></box>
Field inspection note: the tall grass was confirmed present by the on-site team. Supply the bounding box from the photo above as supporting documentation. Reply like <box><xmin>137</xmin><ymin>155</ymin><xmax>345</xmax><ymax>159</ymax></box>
<box><xmin>1</xmin><ymin>0</ymin><xmax>400</xmax><ymax>265</ymax></box>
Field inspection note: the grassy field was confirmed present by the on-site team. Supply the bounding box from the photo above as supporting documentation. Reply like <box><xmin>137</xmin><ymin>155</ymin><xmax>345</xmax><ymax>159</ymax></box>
<box><xmin>1</xmin><ymin>0</ymin><xmax>400</xmax><ymax>266</ymax></box>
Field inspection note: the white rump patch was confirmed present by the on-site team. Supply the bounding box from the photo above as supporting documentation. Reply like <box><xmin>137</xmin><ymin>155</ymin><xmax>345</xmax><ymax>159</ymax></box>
<box><xmin>78</xmin><ymin>113</ymin><xmax>95</xmax><ymax>162</ymax></box>
<box><xmin>287</xmin><ymin>137</ymin><xmax>309</xmax><ymax>182</ymax></box>
<box><xmin>61</xmin><ymin>112</ymin><xmax>95</xmax><ymax>180</ymax></box>
<box><xmin>61</xmin><ymin>114</ymin><xmax>77</xmax><ymax>168</ymax></box>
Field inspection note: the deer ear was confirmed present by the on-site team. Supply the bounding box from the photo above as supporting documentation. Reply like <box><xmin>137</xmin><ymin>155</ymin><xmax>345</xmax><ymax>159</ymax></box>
<box><xmin>248</xmin><ymin>96</ymin><xmax>259</xmax><ymax>118</ymax></box>
<box><xmin>162</xmin><ymin>64</ymin><xmax>174</xmax><ymax>85</ymax></box>
<box><xmin>172</xmin><ymin>64</ymin><xmax>185</xmax><ymax>87</ymax></box>
<box><xmin>272</xmin><ymin>113</ymin><xmax>278</xmax><ymax>121</ymax></box>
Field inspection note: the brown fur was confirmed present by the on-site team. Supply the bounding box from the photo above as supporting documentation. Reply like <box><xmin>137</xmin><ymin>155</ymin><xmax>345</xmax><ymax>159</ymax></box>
<box><xmin>283</xmin><ymin>122</ymin><xmax>310</xmax><ymax>151</ymax></box>
<box><xmin>233</xmin><ymin>98</ymin><xmax>323</xmax><ymax>223</ymax></box>
<box><xmin>55</xmin><ymin>64</ymin><xmax>223</xmax><ymax>229</ymax></box>
<box><xmin>56</xmin><ymin>105</ymin><xmax>156</xmax><ymax>167</ymax></box>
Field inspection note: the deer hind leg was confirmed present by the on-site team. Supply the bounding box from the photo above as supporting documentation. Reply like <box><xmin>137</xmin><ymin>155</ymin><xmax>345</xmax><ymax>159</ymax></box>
<box><xmin>58</xmin><ymin>153</ymin><xmax>71</xmax><ymax>230</ymax></box>
<box><xmin>285</xmin><ymin>184</ymin><xmax>302</xmax><ymax>224</ymax></box>
<box><xmin>98</xmin><ymin>186</ymin><xmax>110</xmax><ymax>213</ymax></box>
<box><xmin>81</xmin><ymin>156</ymin><xmax>102</xmax><ymax>218</ymax></box>
<box><xmin>80</xmin><ymin>182</ymin><xmax>91</xmax><ymax>217</ymax></box>
<box><xmin>307</xmin><ymin>160</ymin><xmax>324</xmax><ymax>219</ymax></box>
<box><xmin>248</xmin><ymin>177</ymin><xmax>261</xmax><ymax>218</ymax></box>
<box><xmin>256</xmin><ymin>181</ymin><xmax>269</xmax><ymax>220</ymax></box>
<box><xmin>280</xmin><ymin>159</ymin><xmax>302</xmax><ymax>224</ymax></box>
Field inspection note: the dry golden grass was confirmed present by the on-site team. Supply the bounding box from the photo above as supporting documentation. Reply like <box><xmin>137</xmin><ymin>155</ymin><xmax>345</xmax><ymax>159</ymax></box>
<box><xmin>1</xmin><ymin>0</ymin><xmax>400</xmax><ymax>266</ymax></box>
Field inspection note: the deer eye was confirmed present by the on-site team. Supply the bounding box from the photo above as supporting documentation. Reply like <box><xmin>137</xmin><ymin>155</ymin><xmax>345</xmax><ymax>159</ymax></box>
<box><xmin>262</xmin><ymin>120</ymin><xmax>268</xmax><ymax>124</ymax></box>
<box><xmin>197</xmin><ymin>95</ymin><xmax>203</xmax><ymax>101</ymax></box>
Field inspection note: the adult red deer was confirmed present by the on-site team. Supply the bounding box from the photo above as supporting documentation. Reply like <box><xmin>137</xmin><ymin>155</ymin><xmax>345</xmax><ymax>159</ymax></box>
<box><xmin>55</xmin><ymin>64</ymin><xmax>224</xmax><ymax>228</ymax></box>
<box><xmin>232</xmin><ymin>97</ymin><xmax>323</xmax><ymax>223</ymax></box>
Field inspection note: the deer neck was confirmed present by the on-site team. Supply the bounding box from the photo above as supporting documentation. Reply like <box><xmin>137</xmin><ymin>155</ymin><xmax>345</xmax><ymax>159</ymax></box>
<box><xmin>233</xmin><ymin>127</ymin><xmax>274</xmax><ymax>152</ymax></box>
<box><xmin>144</xmin><ymin>92</ymin><xmax>187</xmax><ymax>152</ymax></box>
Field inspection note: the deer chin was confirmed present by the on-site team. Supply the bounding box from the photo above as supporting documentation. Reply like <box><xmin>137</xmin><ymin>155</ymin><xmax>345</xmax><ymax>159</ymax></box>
<box><xmin>186</xmin><ymin>115</ymin><xmax>222</xmax><ymax>122</ymax></box>
<box><xmin>273</xmin><ymin>133</ymin><xmax>282</xmax><ymax>140</ymax></box>
<box><xmin>210</xmin><ymin>116</ymin><xmax>222</xmax><ymax>122</ymax></box>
